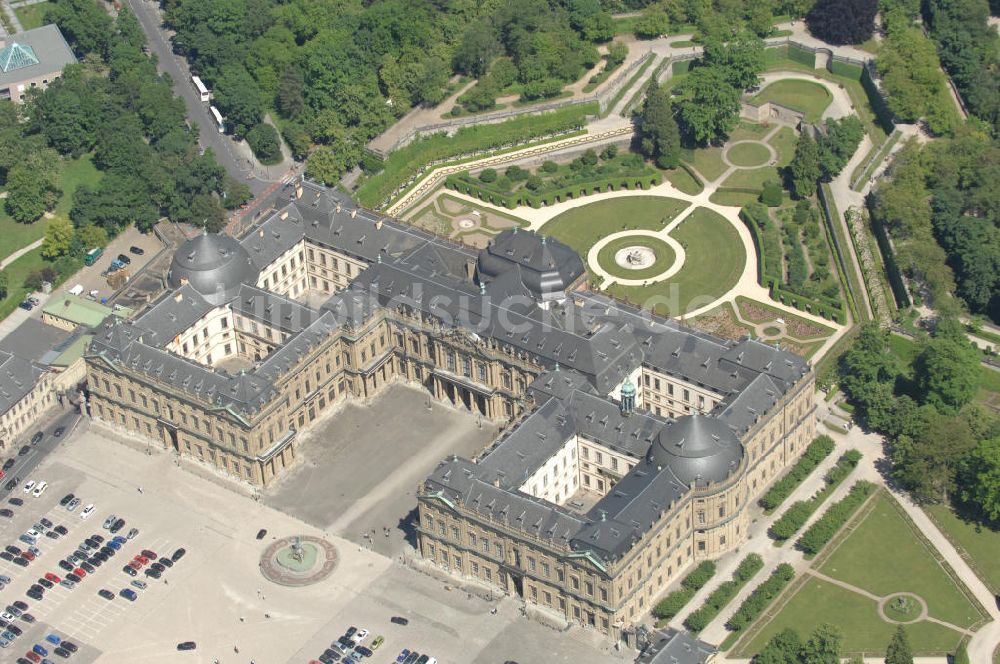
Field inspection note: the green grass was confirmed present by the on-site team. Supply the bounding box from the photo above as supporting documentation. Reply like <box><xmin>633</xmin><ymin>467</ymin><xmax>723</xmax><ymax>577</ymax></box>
<box><xmin>541</xmin><ymin>196</ymin><xmax>689</xmax><ymax>258</ymax></box>
<box><xmin>0</xmin><ymin>155</ymin><xmax>102</xmax><ymax>261</ymax></box>
<box><xmin>597</xmin><ymin>236</ymin><xmax>677</xmax><ymax>280</ymax></box>
<box><xmin>14</xmin><ymin>1</ymin><xmax>52</xmax><ymax>30</ymax></box>
<box><xmin>671</xmin><ymin>40</ymin><xmax>696</xmax><ymax>47</ymax></box>
<box><xmin>769</xmin><ymin>126</ymin><xmax>798</xmax><ymax>166</ymax></box>
<box><xmin>925</xmin><ymin>504</ymin><xmax>1000</xmax><ymax>594</ymax></box>
<box><xmin>857</xmin><ymin>36</ymin><xmax>880</xmax><ymax>54</ymax></box>
<box><xmin>720</xmin><ymin>166</ymin><xmax>778</xmax><ymax>190</ymax></box>
<box><xmin>0</xmin><ymin>248</ymin><xmax>81</xmax><ymax>322</ymax></box>
<box><xmin>605</xmin><ymin>207</ymin><xmax>746</xmax><ymax>315</ymax></box>
<box><xmin>55</xmin><ymin>154</ymin><xmax>102</xmax><ymax>218</ymax></box>
<box><xmin>680</xmin><ymin>146</ymin><xmax>727</xmax><ymax>182</ymax></box>
<box><xmin>820</xmin><ymin>493</ymin><xmax>986</xmax><ymax>629</ymax></box>
<box><xmin>709</xmin><ymin>190</ymin><xmax>760</xmax><ymax>207</ymax></box>
<box><xmin>751</xmin><ymin>80</ymin><xmax>833</xmax><ymax>123</ymax></box>
<box><xmin>663</xmin><ymin>167</ymin><xmax>703</xmax><ymax>195</ymax></box>
<box><xmin>735</xmin><ymin>577</ymin><xmax>967</xmax><ymax>657</ymax></box>
<box><xmin>729</xmin><ymin>122</ymin><xmax>773</xmax><ymax>141</ymax></box>
<box><xmin>727</xmin><ymin>142</ymin><xmax>771</xmax><ymax>168</ymax></box>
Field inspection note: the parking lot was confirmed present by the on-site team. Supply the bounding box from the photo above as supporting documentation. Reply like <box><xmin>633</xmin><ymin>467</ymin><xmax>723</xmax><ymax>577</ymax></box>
<box><xmin>63</xmin><ymin>227</ymin><xmax>164</xmax><ymax>305</ymax></box>
<box><xmin>264</xmin><ymin>385</ymin><xmax>499</xmax><ymax>558</ymax></box>
<box><xmin>0</xmin><ymin>413</ymin><xmax>628</xmax><ymax>664</ymax></box>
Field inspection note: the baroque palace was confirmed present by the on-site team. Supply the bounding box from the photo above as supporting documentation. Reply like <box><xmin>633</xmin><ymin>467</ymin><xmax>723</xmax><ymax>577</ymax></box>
<box><xmin>84</xmin><ymin>180</ymin><xmax>815</xmax><ymax>637</ymax></box>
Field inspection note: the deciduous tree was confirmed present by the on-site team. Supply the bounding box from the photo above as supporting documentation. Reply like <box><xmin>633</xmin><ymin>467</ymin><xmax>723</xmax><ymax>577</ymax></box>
<box><xmin>41</xmin><ymin>216</ymin><xmax>74</xmax><ymax>259</ymax></box>
<box><xmin>788</xmin><ymin>132</ymin><xmax>821</xmax><ymax>198</ymax></box>
<box><xmin>807</xmin><ymin>0</ymin><xmax>877</xmax><ymax>45</ymax></box>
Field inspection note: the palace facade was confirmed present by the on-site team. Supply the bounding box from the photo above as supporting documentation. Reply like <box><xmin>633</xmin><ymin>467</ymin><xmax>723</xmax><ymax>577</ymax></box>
<box><xmin>83</xmin><ymin>181</ymin><xmax>814</xmax><ymax>639</ymax></box>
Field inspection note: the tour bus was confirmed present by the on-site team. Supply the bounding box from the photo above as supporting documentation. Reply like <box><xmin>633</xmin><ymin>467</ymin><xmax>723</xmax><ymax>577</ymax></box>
<box><xmin>209</xmin><ymin>106</ymin><xmax>225</xmax><ymax>133</ymax></box>
<box><xmin>192</xmin><ymin>75</ymin><xmax>210</xmax><ymax>103</ymax></box>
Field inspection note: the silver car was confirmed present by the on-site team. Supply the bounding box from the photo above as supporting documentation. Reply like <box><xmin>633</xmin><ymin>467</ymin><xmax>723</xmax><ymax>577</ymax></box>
<box><xmin>66</xmin><ymin>497</ymin><xmax>81</xmax><ymax>511</ymax></box>
<box><xmin>102</xmin><ymin>514</ymin><xmax>117</xmax><ymax>530</ymax></box>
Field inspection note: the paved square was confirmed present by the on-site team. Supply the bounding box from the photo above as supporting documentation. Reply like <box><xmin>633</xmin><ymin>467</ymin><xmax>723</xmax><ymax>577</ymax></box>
<box><xmin>263</xmin><ymin>384</ymin><xmax>499</xmax><ymax>557</ymax></box>
<box><xmin>0</xmin><ymin>417</ymin><xmax>626</xmax><ymax>664</ymax></box>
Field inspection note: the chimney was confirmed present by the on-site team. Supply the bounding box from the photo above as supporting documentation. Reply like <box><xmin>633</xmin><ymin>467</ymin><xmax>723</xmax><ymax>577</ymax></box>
<box><xmin>465</xmin><ymin>258</ymin><xmax>476</xmax><ymax>280</ymax></box>
<box><xmin>350</xmin><ymin>209</ymin><xmax>358</xmax><ymax>219</ymax></box>
<box><xmin>258</xmin><ymin>229</ymin><xmax>264</xmax><ymax>238</ymax></box>
<box><xmin>174</xmin><ymin>292</ymin><xmax>183</xmax><ymax>303</ymax></box>
<box><xmin>279</xmin><ymin>211</ymin><xmax>289</xmax><ymax>220</ymax></box>
<box><xmin>375</xmin><ymin>219</ymin><xmax>383</xmax><ymax>230</ymax></box>
<box><xmin>295</xmin><ymin>186</ymin><xmax>303</xmax><ymax>199</ymax></box>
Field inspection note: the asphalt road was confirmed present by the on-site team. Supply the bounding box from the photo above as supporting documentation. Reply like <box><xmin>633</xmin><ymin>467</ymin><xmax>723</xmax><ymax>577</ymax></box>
<box><xmin>124</xmin><ymin>0</ymin><xmax>271</xmax><ymax>197</ymax></box>
<box><xmin>3</xmin><ymin>409</ymin><xmax>83</xmax><ymax>498</ymax></box>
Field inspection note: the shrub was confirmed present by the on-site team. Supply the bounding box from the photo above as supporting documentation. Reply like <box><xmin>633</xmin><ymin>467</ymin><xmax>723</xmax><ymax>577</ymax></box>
<box><xmin>759</xmin><ymin>436</ymin><xmax>836</xmax><ymax>511</ymax></box>
<box><xmin>725</xmin><ymin>564</ymin><xmax>795</xmax><ymax>631</ymax></box>
<box><xmin>541</xmin><ymin>160</ymin><xmax>559</xmax><ymax>173</ymax></box>
<box><xmin>769</xmin><ymin>449</ymin><xmax>863</xmax><ymax>541</ymax></box>
<box><xmin>797</xmin><ymin>481</ymin><xmax>877</xmax><ymax>555</ymax></box>
<box><xmin>683</xmin><ymin>554</ymin><xmax>764</xmax><ymax>632</ymax></box>
<box><xmin>479</xmin><ymin>168</ymin><xmax>497</xmax><ymax>183</ymax></box>
<box><xmin>760</xmin><ymin>181</ymin><xmax>783</xmax><ymax>207</ymax></box>
<box><xmin>582</xmin><ymin>149</ymin><xmax>599</xmax><ymax>166</ymax></box>
<box><xmin>525</xmin><ymin>175</ymin><xmax>543</xmax><ymax>191</ymax></box>
<box><xmin>681</xmin><ymin>560</ymin><xmax>717</xmax><ymax>591</ymax></box>
<box><xmin>653</xmin><ymin>588</ymin><xmax>695</xmax><ymax>620</ymax></box>
<box><xmin>601</xmin><ymin>144</ymin><xmax>618</xmax><ymax>161</ymax></box>
<box><xmin>505</xmin><ymin>165</ymin><xmax>529</xmax><ymax>181</ymax></box>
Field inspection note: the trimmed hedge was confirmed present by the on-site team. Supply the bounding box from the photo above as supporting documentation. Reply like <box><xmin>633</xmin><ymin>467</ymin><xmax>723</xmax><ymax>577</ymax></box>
<box><xmin>769</xmin><ymin>449</ymin><xmax>863</xmax><ymax>542</ymax></box>
<box><xmin>652</xmin><ymin>560</ymin><xmax>717</xmax><ymax>620</ymax></box>
<box><xmin>740</xmin><ymin>203</ymin><xmax>846</xmax><ymax>324</ymax></box>
<box><xmin>725</xmin><ymin>563</ymin><xmax>796</xmax><ymax>632</ymax></box>
<box><xmin>759</xmin><ymin>435</ymin><xmax>836</xmax><ymax>511</ymax></box>
<box><xmin>356</xmin><ymin>103</ymin><xmax>597</xmax><ymax>208</ymax></box>
<box><xmin>683</xmin><ymin>554</ymin><xmax>764</xmax><ymax>632</ymax></box>
<box><xmin>446</xmin><ymin>171</ymin><xmax>662</xmax><ymax>209</ymax></box>
<box><xmin>797</xmin><ymin>480</ymin><xmax>877</xmax><ymax>555</ymax></box>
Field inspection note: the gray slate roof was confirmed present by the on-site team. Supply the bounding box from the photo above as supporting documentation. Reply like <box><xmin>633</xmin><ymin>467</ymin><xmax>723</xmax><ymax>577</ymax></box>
<box><xmin>0</xmin><ymin>350</ymin><xmax>44</xmax><ymax>418</ymax></box>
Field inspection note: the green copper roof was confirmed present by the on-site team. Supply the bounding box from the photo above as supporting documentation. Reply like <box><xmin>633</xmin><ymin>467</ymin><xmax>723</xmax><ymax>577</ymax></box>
<box><xmin>0</xmin><ymin>43</ymin><xmax>40</xmax><ymax>73</ymax></box>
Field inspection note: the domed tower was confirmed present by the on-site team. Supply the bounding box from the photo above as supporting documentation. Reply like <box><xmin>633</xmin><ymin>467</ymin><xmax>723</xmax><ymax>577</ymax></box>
<box><xmin>167</xmin><ymin>232</ymin><xmax>257</xmax><ymax>306</ymax></box>
<box><xmin>476</xmin><ymin>229</ymin><xmax>584</xmax><ymax>305</ymax></box>
<box><xmin>646</xmin><ymin>415</ymin><xmax>743</xmax><ymax>487</ymax></box>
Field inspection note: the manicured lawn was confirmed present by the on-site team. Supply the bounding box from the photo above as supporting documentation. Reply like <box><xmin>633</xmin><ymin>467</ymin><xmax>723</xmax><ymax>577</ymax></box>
<box><xmin>819</xmin><ymin>493</ymin><xmax>986</xmax><ymax>629</ymax></box>
<box><xmin>925</xmin><ymin>503</ymin><xmax>1000</xmax><ymax>594</ymax></box>
<box><xmin>709</xmin><ymin>190</ymin><xmax>759</xmax><ymax>207</ymax></box>
<box><xmin>597</xmin><ymin>236</ymin><xmax>676</xmax><ymax>280</ymax></box>
<box><xmin>730</xmin><ymin>122</ymin><xmax>774</xmax><ymax>142</ymax></box>
<box><xmin>14</xmin><ymin>1</ymin><xmax>52</xmax><ymax>30</ymax></box>
<box><xmin>681</xmin><ymin>146</ymin><xmax>727</xmax><ymax>182</ymax></box>
<box><xmin>751</xmin><ymin>80</ymin><xmax>833</xmax><ymax>123</ymax></box>
<box><xmin>720</xmin><ymin>166</ymin><xmax>779</xmax><ymax>191</ymax></box>
<box><xmin>769</xmin><ymin>126</ymin><xmax>798</xmax><ymax>166</ymax></box>
<box><xmin>606</xmin><ymin>207</ymin><xmax>745</xmax><ymax>315</ymax></box>
<box><xmin>0</xmin><ymin>249</ymin><xmax>52</xmax><ymax>321</ymax></box>
<box><xmin>727</xmin><ymin>142</ymin><xmax>771</xmax><ymax>168</ymax></box>
<box><xmin>540</xmin><ymin>196</ymin><xmax>689</xmax><ymax>258</ymax></box>
<box><xmin>664</xmin><ymin>167</ymin><xmax>703</xmax><ymax>195</ymax></box>
<box><xmin>735</xmin><ymin>577</ymin><xmax>967</xmax><ymax>657</ymax></box>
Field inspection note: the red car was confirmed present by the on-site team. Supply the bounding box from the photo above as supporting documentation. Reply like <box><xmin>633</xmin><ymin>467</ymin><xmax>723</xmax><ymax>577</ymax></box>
<box><xmin>26</xmin><ymin>652</ymin><xmax>41</xmax><ymax>663</ymax></box>
<box><xmin>73</xmin><ymin>568</ymin><xmax>86</xmax><ymax>578</ymax></box>
<box><xmin>127</xmin><ymin>560</ymin><xmax>141</xmax><ymax>570</ymax></box>
<box><xmin>140</xmin><ymin>549</ymin><xmax>157</xmax><ymax>560</ymax></box>
<box><xmin>134</xmin><ymin>555</ymin><xmax>149</xmax><ymax>566</ymax></box>
<box><xmin>21</xmin><ymin>551</ymin><xmax>35</xmax><ymax>561</ymax></box>
<box><xmin>44</xmin><ymin>572</ymin><xmax>60</xmax><ymax>583</ymax></box>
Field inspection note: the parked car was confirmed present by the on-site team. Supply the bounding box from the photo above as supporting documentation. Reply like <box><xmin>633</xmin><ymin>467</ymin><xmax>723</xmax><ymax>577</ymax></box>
<box><xmin>119</xmin><ymin>588</ymin><xmax>137</xmax><ymax>601</ymax></box>
<box><xmin>66</xmin><ymin>498</ymin><xmax>80</xmax><ymax>512</ymax></box>
<box><xmin>80</xmin><ymin>504</ymin><xmax>95</xmax><ymax>520</ymax></box>
<box><xmin>8</xmin><ymin>498</ymin><xmax>22</xmax><ymax>506</ymax></box>
<box><xmin>129</xmin><ymin>246</ymin><xmax>144</xmax><ymax>256</ymax></box>
<box><xmin>102</xmin><ymin>515</ymin><xmax>116</xmax><ymax>530</ymax></box>
<box><xmin>3</xmin><ymin>459</ymin><xmax>14</xmax><ymax>470</ymax></box>
<box><xmin>121</xmin><ymin>565</ymin><xmax>136</xmax><ymax>577</ymax></box>
<box><xmin>116</xmin><ymin>254</ymin><xmax>131</xmax><ymax>265</ymax></box>
<box><xmin>390</xmin><ymin>616</ymin><xmax>409</xmax><ymax>626</ymax></box>
<box><xmin>58</xmin><ymin>494</ymin><xmax>73</xmax><ymax>507</ymax></box>
<box><xmin>256</xmin><ymin>528</ymin><xmax>267</xmax><ymax>540</ymax></box>
<box><xmin>176</xmin><ymin>642</ymin><xmax>196</xmax><ymax>651</ymax></box>
<box><xmin>52</xmin><ymin>426</ymin><xmax>65</xmax><ymax>438</ymax></box>
<box><xmin>21</xmin><ymin>481</ymin><xmax>34</xmax><ymax>494</ymax></box>
<box><xmin>98</xmin><ymin>589</ymin><xmax>114</xmax><ymax>600</ymax></box>
<box><xmin>44</xmin><ymin>573</ymin><xmax>59</xmax><ymax>584</ymax></box>
<box><xmin>58</xmin><ymin>579</ymin><xmax>74</xmax><ymax>590</ymax></box>
<box><xmin>0</xmin><ymin>510</ymin><xmax>13</xmax><ymax>519</ymax></box>
<box><xmin>54</xmin><ymin>526</ymin><xmax>67</xmax><ymax>536</ymax></box>
<box><xmin>18</xmin><ymin>301</ymin><xmax>33</xmax><ymax>312</ymax></box>
<box><xmin>130</xmin><ymin>580</ymin><xmax>147</xmax><ymax>590</ymax></box>
<box><xmin>110</xmin><ymin>518</ymin><xmax>125</xmax><ymax>534</ymax></box>
<box><xmin>171</xmin><ymin>548</ymin><xmax>186</xmax><ymax>562</ymax></box>
<box><xmin>18</xmin><ymin>447</ymin><xmax>29</xmax><ymax>456</ymax></box>
<box><xmin>30</xmin><ymin>433</ymin><xmax>42</xmax><ymax>445</ymax></box>
<box><xmin>126</xmin><ymin>528</ymin><xmax>139</xmax><ymax>540</ymax></box>
<box><xmin>31</xmin><ymin>482</ymin><xmax>47</xmax><ymax>498</ymax></box>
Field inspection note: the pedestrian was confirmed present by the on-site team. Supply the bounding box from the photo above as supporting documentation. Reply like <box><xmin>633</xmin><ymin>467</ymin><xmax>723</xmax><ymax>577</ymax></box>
<box><xmin>265</xmin><ymin>613</ymin><xmax>271</xmax><ymax>619</ymax></box>
<box><xmin>239</xmin><ymin>616</ymin><xmax>245</xmax><ymax>623</ymax></box>
<box><xmin>234</xmin><ymin>646</ymin><xmax>239</xmax><ymax>654</ymax></box>
<box><xmin>137</xmin><ymin>486</ymin><xmax>143</xmax><ymax>494</ymax></box>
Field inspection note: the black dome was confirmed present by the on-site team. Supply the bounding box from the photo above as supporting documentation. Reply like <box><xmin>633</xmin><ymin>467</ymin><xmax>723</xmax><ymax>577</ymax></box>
<box><xmin>167</xmin><ymin>233</ymin><xmax>257</xmax><ymax>305</ymax></box>
<box><xmin>477</xmin><ymin>229</ymin><xmax>584</xmax><ymax>302</ymax></box>
<box><xmin>647</xmin><ymin>415</ymin><xmax>743</xmax><ymax>487</ymax></box>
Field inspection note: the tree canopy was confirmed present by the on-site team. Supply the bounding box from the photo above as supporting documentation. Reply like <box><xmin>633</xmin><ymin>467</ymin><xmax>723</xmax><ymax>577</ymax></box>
<box><xmin>638</xmin><ymin>82</ymin><xmax>681</xmax><ymax>168</ymax></box>
<box><xmin>807</xmin><ymin>0</ymin><xmax>877</xmax><ymax>45</ymax></box>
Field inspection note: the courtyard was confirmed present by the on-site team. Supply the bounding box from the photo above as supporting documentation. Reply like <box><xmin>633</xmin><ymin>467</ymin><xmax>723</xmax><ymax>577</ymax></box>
<box><xmin>0</xmin><ymin>417</ymin><xmax>625</xmax><ymax>664</ymax></box>
<box><xmin>263</xmin><ymin>383</ymin><xmax>500</xmax><ymax>558</ymax></box>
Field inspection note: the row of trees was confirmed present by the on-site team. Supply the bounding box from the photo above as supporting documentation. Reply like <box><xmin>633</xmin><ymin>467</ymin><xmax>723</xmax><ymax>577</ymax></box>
<box><xmin>0</xmin><ymin>104</ymin><xmax>61</xmax><ymax>224</ymax></box>
<box><xmin>630</xmin><ymin>0</ymin><xmax>811</xmax><ymax>42</ymax></box>
<box><xmin>752</xmin><ymin>624</ymin><xmax>926</xmax><ymax>664</ymax></box>
<box><xmin>923</xmin><ymin>0</ymin><xmax>1000</xmax><ymax>135</ymax></box>
<box><xmin>872</xmin><ymin>128</ymin><xmax>999</xmax><ymax>321</ymax></box>
<box><xmin>38</xmin><ymin>0</ymin><xmax>251</xmax><ymax>236</ymax></box>
<box><xmin>840</xmin><ymin>321</ymin><xmax>1000</xmax><ymax>517</ymax></box>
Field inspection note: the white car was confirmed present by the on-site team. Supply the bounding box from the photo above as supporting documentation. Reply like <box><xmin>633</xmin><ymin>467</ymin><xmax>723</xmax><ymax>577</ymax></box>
<box><xmin>21</xmin><ymin>480</ymin><xmax>35</xmax><ymax>494</ymax></box>
<box><xmin>31</xmin><ymin>481</ymin><xmax>47</xmax><ymax>497</ymax></box>
<box><xmin>0</xmin><ymin>612</ymin><xmax>12</xmax><ymax>622</ymax></box>
<box><xmin>352</xmin><ymin>628</ymin><xmax>369</xmax><ymax>644</ymax></box>
<box><xmin>80</xmin><ymin>504</ymin><xmax>96</xmax><ymax>519</ymax></box>
<box><xmin>25</xmin><ymin>529</ymin><xmax>40</xmax><ymax>539</ymax></box>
